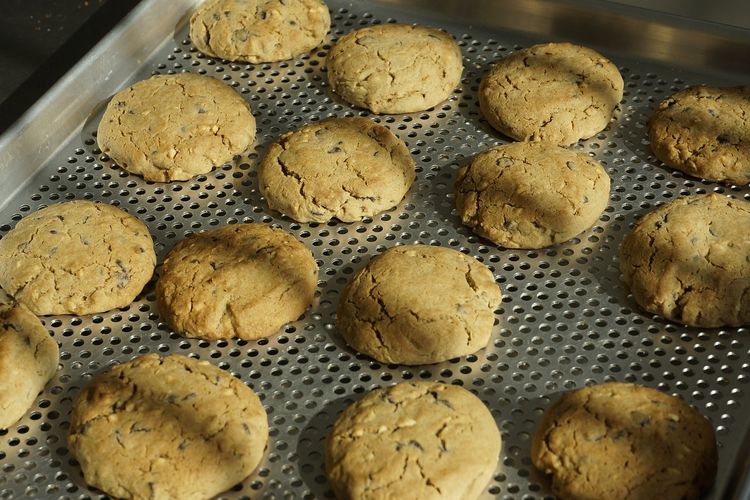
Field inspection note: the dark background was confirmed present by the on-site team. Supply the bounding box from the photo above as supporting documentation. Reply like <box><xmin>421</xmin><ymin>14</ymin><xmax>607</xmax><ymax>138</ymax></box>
<box><xmin>0</xmin><ymin>0</ymin><xmax>141</xmax><ymax>133</ymax></box>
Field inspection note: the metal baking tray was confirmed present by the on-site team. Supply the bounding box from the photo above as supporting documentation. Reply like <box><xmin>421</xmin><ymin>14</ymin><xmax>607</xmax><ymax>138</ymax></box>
<box><xmin>1</xmin><ymin>0</ymin><xmax>749</xmax><ymax>498</ymax></box>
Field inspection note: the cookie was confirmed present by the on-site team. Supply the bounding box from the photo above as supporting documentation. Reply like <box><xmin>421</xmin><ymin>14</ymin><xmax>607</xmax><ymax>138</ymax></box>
<box><xmin>455</xmin><ymin>141</ymin><xmax>610</xmax><ymax>249</ymax></box>
<box><xmin>0</xmin><ymin>290</ymin><xmax>58</xmax><ymax>429</ymax></box>
<box><xmin>327</xmin><ymin>24</ymin><xmax>463</xmax><ymax>114</ymax></box>
<box><xmin>259</xmin><ymin>117</ymin><xmax>415</xmax><ymax>222</ymax></box>
<box><xmin>336</xmin><ymin>245</ymin><xmax>501</xmax><ymax>365</ymax></box>
<box><xmin>648</xmin><ymin>85</ymin><xmax>750</xmax><ymax>185</ymax></box>
<box><xmin>98</xmin><ymin>73</ymin><xmax>255</xmax><ymax>182</ymax></box>
<box><xmin>479</xmin><ymin>42</ymin><xmax>624</xmax><ymax>145</ymax></box>
<box><xmin>0</xmin><ymin>200</ymin><xmax>156</xmax><ymax>316</ymax></box>
<box><xmin>156</xmin><ymin>224</ymin><xmax>317</xmax><ymax>340</ymax></box>
<box><xmin>326</xmin><ymin>381</ymin><xmax>501</xmax><ymax>499</ymax></box>
<box><xmin>619</xmin><ymin>194</ymin><xmax>750</xmax><ymax>327</ymax></box>
<box><xmin>190</xmin><ymin>0</ymin><xmax>330</xmax><ymax>63</ymax></box>
<box><xmin>68</xmin><ymin>354</ymin><xmax>268</xmax><ymax>500</ymax></box>
<box><xmin>531</xmin><ymin>382</ymin><xmax>717</xmax><ymax>500</ymax></box>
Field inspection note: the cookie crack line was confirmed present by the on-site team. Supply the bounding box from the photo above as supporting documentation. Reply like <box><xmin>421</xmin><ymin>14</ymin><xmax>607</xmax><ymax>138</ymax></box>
<box><xmin>275</xmin><ymin>154</ymin><xmax>308</xmax><ymax>201</ymax></box>
<box><xmin>328</xmin><ymin>382</ymin><xmax>500</xmax><ymax>499</ymax></box>
<box><xmin>99</xmin><ymin>73</ymin><xmax>255</xmax><ymax>181</ymax></box>
<box><xmin>260</xmin><ymin>117</ymin><xmax>414</xmax><ymax>223</ymax></box>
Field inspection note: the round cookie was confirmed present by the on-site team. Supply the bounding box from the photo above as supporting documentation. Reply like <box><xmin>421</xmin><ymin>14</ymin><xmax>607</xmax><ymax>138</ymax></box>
<box><xmin>479</xmin><ymin>42</ymin><xmax>624</xmax><ymax>145</ymax></box>
<box><xmin>326</xmin><ymin>381</ymin><xmax>501</xmax><ymax>500</ymax></box>
<box><xmin>190</xmin><ymin>0</ymin><xmax>330</xmax><ymax>63</ymax></box>
<box><xmin>0</xmin><ymin>290</ymin><xmax>59</xmax><ymax>429</ymax></box>
<box><xmin>336</xmin><ymin>245</ymin><xmax>501</xmax><ymax>365</ymax></box>
<box><xmin>98</xmin><ymin>73</ymin><xmax>256</xmax><ymax>182</ymax></box>
<box><xmin>454</xmin><ymin>141</ymin><xmax>610</xmax><ymax>249</ymax></box>
<box><xmin>156</xmin><ymin>224</ymin><xmax>317</xmax><ymax>340</ymax></box>
<box><xmin>68</xmin><ymin>354</ymin><xmax>268</xmax><ymax>500</ymax></box>
<box><xmin>259</xmin><ymin>117</ymin><xmax>415</xmax><ymax>222</ymax></box>
<box><xmin>619</xmin><ymin>194</ymin><xmax>750</xmax><ymax>327</ymax></box>
<box><xmin>0</xmin><ymin>200</ymin><xmax>156</xmax><ymax>316</ymax></box>
<box><xmin>648</xmin><ymin>85</ymin><xmax>750</xmax><ymax>185</ymax></box>
<box><xmin>327</xmin><ymin>24</ymin><xmax>463</xmax><ymax>114</ymax></box>
<box><xmin>531</xmin><ymin>382</ymin><xmax>717</xmax><ymax>500</ymax></box>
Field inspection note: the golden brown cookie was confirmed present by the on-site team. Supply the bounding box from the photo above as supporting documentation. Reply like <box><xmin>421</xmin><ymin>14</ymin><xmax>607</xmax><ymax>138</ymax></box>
<box><xmin>156</xmin><ymin>224</ymin><xmax>318</xmax><ymax>340</ymax></box>
<box><xmin>0</xmin><ymin>200</ymin><xmax>156</xmax><ymax>315</ymax></box>
<box><xmin>336</xmin><ymin>245</ymin><xmax>501</xmax><ymax>365</ymax></box>
<box><xmin>68</xmin><ymin>354</ymin><xmax>268</xmax><ymax>500</ymax></box>
<box><xmin>0</xmin><ymin>290</ymin><xmax>58</xmax><ymax>429</ymax></box>
<box><xmin>479</xmin><ymin>42</ymin><xmax>623</xmax><ymax>145</ymax></box>
<box><xmin>619</xmin><ymin>194</ymin><xmax>750</xmax><ymax>327</ymax></box>
<box><xmin>259</xmin><ymin>117</ymin><xmax>415</xmax><ymax>222</ymax></box>
<box><xmin>648</xmin><ymin>85</ymin><xmax>750</xmax><ymax>185</ymax></box>
<box><xmin>454</xmin><ymin>141</ymin><xmax>610</xmax><ymax>249</ymax></box>
<box><xmin>326</xmin><ymin>381</ymin><xmax>501</xmax><ymax>499</ymax></box>
<box><xmin>190</xmin><ymin>0</ymin><xmax>330</xmax><ymax>63</ymax></box>
<box><xmin>98</xmin><ymin>73</ymin><xmax>256</xmax><ymax>182</ymax></box>
<box><xmin>327</xmin><ymin>24</ymin><xmax>463</xmax><ymax>114</ymax></box>
<box><xmin>532</xmin><ymin>382</ymin><xmax>717</xmax><ymax>500</ymax></box>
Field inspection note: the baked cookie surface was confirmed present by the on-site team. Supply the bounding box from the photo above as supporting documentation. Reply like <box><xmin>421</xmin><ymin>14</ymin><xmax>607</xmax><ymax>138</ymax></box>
<box><xmin>259</xmin><ymin>117</ymin><xmax>415</xmax><ymax>222</ymax></box>
<box><xmin>531</xmin><ymin>382</ymin><xmax>717</xmax><ymax>500</ymax></box>
<box><xmin>479</xmin><ymin>42</ymin><xmax>623</xmax><ymax>145</ymax></box>
<box><xmin>619</xmin><ymin>193</ymin><xmax>750</xmax><ymax>327</ymax></box>
<box><xmin>156</xmin><ymin>224</ymin><xmax>317</xmax><ymax>340</ymax></box>
<box><xmin>336</xmin><ymin>245</ymin><xmax>501</xmax><ymax>365</ymax></box>
<box><xmin>326</xmin><ymin>381</ymin><xmax>501</xmax><ymax>500</ymax></box>
<box><xmin>190</xmin><ymin>0</ymin><xmax>330</xmax><ymax>63</ymax></box>
<box><xmin>97</xmin><ymin>73</ymin><xmax>255</xmax><ymax>182</ymax></box>
<box><xmin>68</xmin><ymin>353</ymin><xmax>268</xmax><ymax>500</ymax></box>
<box><xmin>648</xmin><ymin>85</ymin><xmax>750</xmax><ymax>185</ymax></box>
<box><xmin>0</xmin><ymin>290</ymin><xmax>58</xmax><ymax>429</ymax></box>
<box><xmin>0</xmin><ymin>200</ymin><xmax>156</xmax><ymax>315</ymax></box>
<box><xmin>455</xmin><ymin>141</ymin><xmax>610</xmax><ymax>249</ymax></box>
<box><xmin>327</xmin><ymin>24</ymin><xmax>463</xmax><ymax>114</ymax></box>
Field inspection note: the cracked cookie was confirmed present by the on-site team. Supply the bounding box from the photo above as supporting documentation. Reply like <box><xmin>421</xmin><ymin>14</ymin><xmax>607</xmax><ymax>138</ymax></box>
<box><xmin>190</xmin><ymin>0</ymin><xmax>330</xmax><ymax>63</ymax></box>
<box><xmin>326</xmin><ymin>381</ymin><xmax>501</xmax><ymax>499</ymax></box>
<box><xmin>619</xmin><ymin>194</ymin><xmax>750</xmax><ymax>327</ymax></box>
<box><xmin>0</xmin><ymin>200</ymin><xmax>156</xmax><ymax>316</ymax></box>
<box><xmin>0</xmin><ymin>290</ymin><xmax>58</xmax><ymax>429</ymax></box>
<box><xmin>454</xmin><ymin>141</ymin><xmax>610</xmax><ymax>249</ymax></box>
<box><xmin>336</xmin><ymin>245</ymin><xmax>501</xmax><ymax>365</ymax></box>
<box><xmin>648</xmin><ymin>85</ymin><xmax>750</xmax><ymax>185</ymax></box>
<box><xmin>326</xmin><ymin>24</ymin><xmax>463</xmax><ymax>114</ymax></box>
<box><xmin>531</xmin><ymin>382</ymin><xmax>717</xmax><ymax>500</ymax></box>
<box><xmin>97</xmin><ymin>73</ymin><xmax>256</xmax><ymax>182</ymax></box>
<box><xmin>259</xmin><ymin>117</ymin><xmax>415</xmax><ymax>222</ymax></box>
<box><xmin>479</xmin><ymin>42</ymin><xmax>623</xmax><ymax>145</ymax></box>
<box><xmin>156</xmin><ymin>224</ymin><xmax>317</xmax><ymax>340</ymax></box>
<box><xmin>68</xmin><ymin>353</ymin><xmax>268</xmax><ymax>500</ymax></box>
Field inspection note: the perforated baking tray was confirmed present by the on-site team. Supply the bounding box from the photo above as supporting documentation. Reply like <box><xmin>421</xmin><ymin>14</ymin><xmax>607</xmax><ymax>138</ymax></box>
<box><xmin>1</xmin><ymin>0</ymin><xmax>749</xmax><ymax>498</ymax></box>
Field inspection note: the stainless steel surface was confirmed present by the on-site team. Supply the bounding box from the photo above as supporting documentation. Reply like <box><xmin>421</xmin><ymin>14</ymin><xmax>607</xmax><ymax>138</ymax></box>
<box><xmin>608</xmin><ymin>0</ymin><xmax>750</xmax><ymax>30</ymax></box>
<box><xmin>726</xmin><ymin>426</ymin><xmax>750</xmax><ymax>500</ymax></box>
<box><xmin>0</xmin><ymin>0</ymin><xmax>198</xmax><ymax>212</ymax></box>
<box><xmin>378</xmin><ymin>0</ymin><xmax>750</xmax><ymax>76</ymax></box>
<box><xmin>0</xmin><ymin>0</ymin><xmax>749</xmax><ymax>498</ymax></box>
